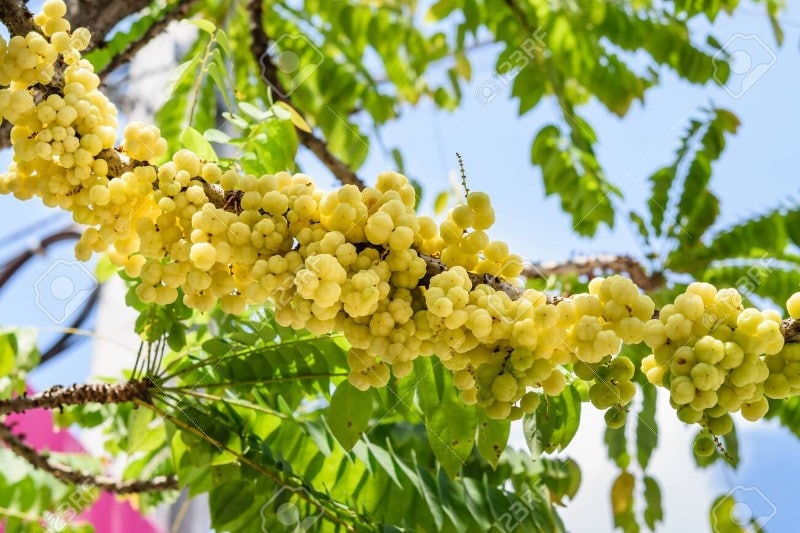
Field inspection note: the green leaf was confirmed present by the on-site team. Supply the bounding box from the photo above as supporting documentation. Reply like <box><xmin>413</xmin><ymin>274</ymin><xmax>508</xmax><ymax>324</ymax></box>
<box><xmin>643</xmin><ymin>476</ymin><xmax>664</xmax><ymax>530</ymax></box>
<box><xmin>0</xmin><ymin>334</ymin><xmax>14</xmax><ymax>377</ymax></box>
<box><xmin>670</xmin><ymin>109</ymin><xmax>738</xmax><ymax>249</ymax></box>
<box><xmin>434</xmin><ymin>191</ymin><xmax>449</xmax><ymax>215</ymax></box>
<box><xmin>611</xmin><ymin>471</ymin><xmax>636</xmax><ymax>531</ymax></box>
<box><xmin>412</xmin><ymin>357</ymin><xmax>445</xmax><ymax>418</ymax></box>
<box><xmin>476</xmin><ymin>415</ymin><xmax>510</xmax><ymax>468</ymax></box>
<box><xmin>238</xmin><ymin>102</ymin><xmax>270</xmax><ymax>122</ymax></box>
<box><xmin>327</xmin><ymin>382</ymin><xmax>373</xmax><ymax>451</ymax></box>
<box><xmin>636</xmin><ymin>385</ymin><xmax>658</xmax><ymax>469</ymax></box>
<box><xmin>215</xmin><ymin>28</ymin><xmax>232</xmax><ymax>56</ymax></box>
<box><xmin>530</xmin><ymin>123</ymin><xmax>619</xmax><ymax>236</ymax></box>
<box><xmin>542</xmin><ymin>458</ymin><xmax>582</xmax><ymax>504</ymax></box>
<box><xmin>188</xmin><ymin>19</ymin><xmax>217</xmax><ymax>35</ymax></box>
<box><xmin>426</xmin><ymin>400</ymin><xmax>477</xmax><ymax>478</ymax></box>
<box><xmin>523</xmin><ymin>384</ymin><xmax>581</xmax><ymax>458</ymax></box>
<box><xmin>167</xmin><ymin>323</ymin><xmax>186</xmax><ymax>352</ymax></box>
<box><xmin>709</xmin><ymin>494</ymin><xmax>748</xmax><ymax>533</ymax></box>
<box><xmin>629</xmin><ymin>211</ymin><xmax>651</xmax><ymax>245</ymax></box>
<box><xmin>202</xmin><ymin>338</ymin><xmax>233</xmax><ymax>357</ymax></box>
<box><xmin>274</xmin><ymin>101</ymin><xmax>312</xmax><ymax>132</ymax></box>
<box><xmin>85</xmin><ymin>3</ymin><xmax>173</xmax><ymax>73</ymax></box>
<box><xmin>94</xmin><ymin>255</ymin><xmax>117</xmax><ymax>282</ymax></box>
<box><xmin>209</xmin><ymin>481</ymin><xmax>253</xmax><ymax>531</ymax></box>
<box><xmin>204</xmin><ymin>128</ymin><xmax>231</xmax><ymax>144</ymax></box>
<box><xmin>180</xmin><ymin>126</ymin><xmax>218</xmax><ymax>161</ymax></box>
<box><xmin>647</xmin><ymin>119</ymin><xmax>704</xmax><ymax>237</ymax></box>
<box><xmin>391</xmin><ymin>148</ymin><xmax>405</xmax><ymax>174</ymax></box>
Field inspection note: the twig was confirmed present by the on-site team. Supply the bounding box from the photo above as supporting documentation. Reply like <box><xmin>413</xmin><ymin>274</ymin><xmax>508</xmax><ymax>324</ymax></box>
<box><xmin>66</xmin><ymin>0</ymin><xmax>152</xmax><ymax>48</ymax></box>
<box><xmin>0</xmin><ymin>381</ymin><xmax>152</xmax><ymax>416</ymax></box>
<box><xmin>457</xmin><ymin>153</ymin><xmax>469</xmax><ymax>196</ymax></box>
<box><xmin>247</xmin><ymin>0</ymin><xmax>366</xmax><ymax>189</ymax></box>
<box><xmin>0</xmin><ymin>422</ymin><xmax>177</xmax><ymax>493</ymax></box>
<box><xmin>0</xmin><ymin>230</ymin><xmax>82</xmax><ymax>294</ymax></box>
<box><xmin>523</xmin><ymin>255</ymin><xmax>665</xmax><ymax>291</ymax></box>
<box><xmin>98</xmin><ymin>0</ymin><xmax>199</xmax><ymax>78</ymax></box>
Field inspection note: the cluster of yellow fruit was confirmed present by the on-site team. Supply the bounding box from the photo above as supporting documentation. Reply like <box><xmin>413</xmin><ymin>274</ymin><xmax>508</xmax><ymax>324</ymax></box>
<box><xmin>0</xmin><ymin>0</ymin><xmax>127</xmax><ymax>265</ymax></box>
<box><xmin>2</xmin><ymin>2</ymin><xmax>800</xmax><ymax>428</ymax></box>
<box><xmin>437</xmin><ymin>191</ymin><xmax>523</xmax><ymax>278</ymax></box>
<box><xmin>640</xmin><ymin>283</ymin><xmax>789</xmax><ymax>439</ymax></box>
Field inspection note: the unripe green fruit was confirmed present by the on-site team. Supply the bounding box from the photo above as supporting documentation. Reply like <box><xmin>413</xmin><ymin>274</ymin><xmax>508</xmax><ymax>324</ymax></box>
<box><xmin>765</xmin><ymin>354</ymin><xmax>786</xmax><ymax>373</ymax></box>
<box><xmin>610</xmin><ymin>356</ymin><xmax>635</xmax><ymax>381</ymax></box>
<box><xmin>781</xmin><ymin>344</ymin><xmax>800</xmax><ymax>362</ymax></box>
<box><xmin>694</xmin><ymin>336</ymin><xmax>724</xmax><ymax>365</ymax></box>
<box><xmin>677</xmin><ymin>405</ymin><xmax>703</xmax><ymax>424</ymax></box>
<box><xmin>693</xmin><ymin>433</ymin><xmax>716</xmax><ymax>457</ymax></box>
<box><xmin>604</xmin><ymin>405</ymin><xmax>627</xmax><ymax>429</ymax></box>
<box><xmin>588</xmin><ymin>382</ymin><xmax>619</xmax><ymax>410</ymax></box>
<box><xmin>716</xmin><ymin>385</ymin><xmax>741</xmax><ymax>412</ymax></box>
<box><xmin>491</xmin><ymin>373</ymin><xmax>517</xmax><ymax>402</ymax></box>
<box><xmin>740</xmin><ymin>397</ymin><xmax>769</xmax><ymax>421</ymax></box>
<box><xmin>520</xmin><ymin>392</ymin><xmax>541</xmax><ymax>413</ymax></box>
<box><xmin>485</xmin><ymin>400</ymin><xmax>512</xmax><ymax>420</ymax></box>
<box><xmin>529</xmin><ymin>359</ymin><xmax>553</xmax><ymax>382</ymax></box>
<box><xmin>670</xmin><ymin>376</ymin><xmax>696</xmax><ymax>405</ymax></box>
<box><xmin>593</xmin><ymin>364</ymin><xmax>612</xmax><ymax>381</ymax></box>
<box><xmin>573</xmin><ymin>361</ymin><xmax>595</xmax><ymax>381</ymax></box>
<box><xmin>508</xmin><ymin>406</ymin><xmax>524</xmax><ymax>421</ymax></box>
<box><xmin>510</xmin><ymin>348</ymin><xmax>534</xmax><ymax>371</ymax></box>
<box><xmin>690</xmin><ymin>362</ymin><xmax>718</xmax><ymax>391</ymax></box>
<box><xmin>764</xmin><ymin>373</ymin><xmax>790</xmax><ymax>399</ymax></box>
<box><xmin>690</xmin><ymin>389</ymin><xmax>717</xmax><ymax>411</ymax></box>
<box><xmin>617</xmin><ymin>381</ymin><xmax>637</xmax><ymax>404</ymax></box>
<box><xmin>707</xmin><ymin>415</ymin><xmax>733</xmax><ymax>436</ymax></box>
<box><xmin>704</xmin><ymin>404</ymin><xmax>727</xmax><ymax>419</ymax></box>
<box><xmin>653</xmin><ymin>344</ymin><xmax>677</xmax><ymax>365</ymax></box>
<box><xmin>719</xmin><ymin>342</ymin><xmax>744</xmax><ymax>370</ymax></box>
<box><xmin>670</xmin><ymin>346</ymin><xmax>696</xmax><ymax>377</ymax></box>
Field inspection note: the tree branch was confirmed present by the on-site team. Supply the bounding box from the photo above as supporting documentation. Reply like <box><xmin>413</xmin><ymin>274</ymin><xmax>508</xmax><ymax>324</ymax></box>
<box><xmin>0</xmin><ymin>422</ymin><xmax>177</xmax><ymax>493</ymax></box>
<box><xmin>66</xmin><ymin>0</ymin><xmax>152</xmax><ymax>48</ymax></box>
<box><xmin>0</xmin><ymin>0</ymin><xmax>37</xmax><ymax>37</ymax></box>
<box><xmin>98</xmin><ymin>0</ymin><xmax>199</xmax><ymax>78</ymax></box>
<box><xmin>247</xmin><ymin>0</ymin><xmax>366</xmax><ymax>189</ymax></box>
<box><xmin>0</xmin><ymin>380</ymin><xmax>152</xmax><ymax>416</ymax></box>
<box><xmin>523</xmin><ymin>255</ymin><xmax>665</xmax><ymax>291</ymax></box>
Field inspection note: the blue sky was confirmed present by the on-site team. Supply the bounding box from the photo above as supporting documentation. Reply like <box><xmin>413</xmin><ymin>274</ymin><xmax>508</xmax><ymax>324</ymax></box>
<box><xmin>1</xmin><ymin>1</ymin><xmax>799</xmax><ymax>531</ymax></box>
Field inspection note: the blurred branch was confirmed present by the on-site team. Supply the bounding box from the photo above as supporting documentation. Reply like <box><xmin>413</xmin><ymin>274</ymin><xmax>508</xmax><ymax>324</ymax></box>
<box><xmin>0</xmin><ymin>230</ymin><xmax>82</xmax><ymax>293</ymax></box>
<box><xmin>0</xmin><ymin>421</ymin><xmax>177</xmax><ymax>493</ymax></box>
<box><xmin>98</xmin><ymin>0</ymin><xmax>199</xmax><ymax>78</ymax></box>
<box><xmin>66</xmin><ymin>0</ymin><xmax>152</xmax><ymax>48</ymax></box>
<box><xmin>523</xmin><ymin>255</ymin><xmax>665</xmax><ymax>291</ymax></box>
<box><xmin>247</xmin><ymin>0</ymin><xmax>366</xmax><ymax>189</ymax></box>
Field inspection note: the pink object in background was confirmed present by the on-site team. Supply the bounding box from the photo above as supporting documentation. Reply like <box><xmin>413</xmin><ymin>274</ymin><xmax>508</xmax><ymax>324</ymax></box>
<box><xmin>1</xmin><ymin>389</ymin><xmax>163</xmax><ymax>533</ymax></box>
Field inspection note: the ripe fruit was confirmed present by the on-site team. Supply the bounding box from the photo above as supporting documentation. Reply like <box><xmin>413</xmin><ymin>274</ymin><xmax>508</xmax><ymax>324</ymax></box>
<box><xmin>787</xmin><ymin>292</ymin><xmax>800</xmax><ymax>319</ymax></box>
